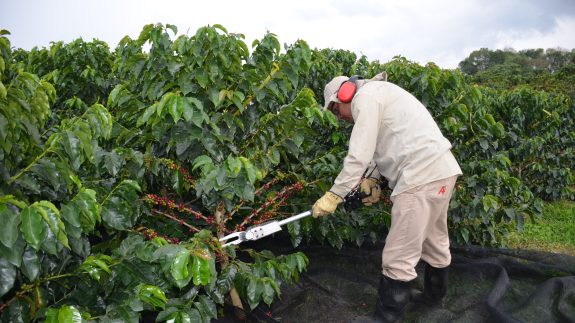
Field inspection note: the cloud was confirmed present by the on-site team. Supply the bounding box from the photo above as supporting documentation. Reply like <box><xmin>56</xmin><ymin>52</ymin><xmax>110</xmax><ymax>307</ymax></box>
<box><xmin>494</xmin><ymin>16</ymin><xmax>575</xmax><ymax>51</ymax></box>
<box><xmin>1</xmin><ymin>0</ymin><xmax>574</xmax><ymax>69</ymax></box>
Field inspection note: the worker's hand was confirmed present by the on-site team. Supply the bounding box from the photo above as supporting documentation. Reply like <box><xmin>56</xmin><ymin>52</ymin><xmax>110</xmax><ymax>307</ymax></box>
<box><xmin>312</xmin><ymin>192</ymin><xmax>343</xmax><ymax>218</ymax></box>
<box><xmin>360</xmin><ymin>178</ymin><xmax>381</xmax><ymax>206</ymax></box>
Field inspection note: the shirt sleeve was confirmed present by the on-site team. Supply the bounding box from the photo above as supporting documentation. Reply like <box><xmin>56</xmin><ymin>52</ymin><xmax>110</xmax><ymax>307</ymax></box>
<box><xmin>329</xmin><ymin>93</ymin><xmax>381</xmax><ymax>197</ymax></box>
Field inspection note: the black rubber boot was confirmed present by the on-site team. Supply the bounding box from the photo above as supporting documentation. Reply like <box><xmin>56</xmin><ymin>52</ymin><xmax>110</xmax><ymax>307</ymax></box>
<box><xmin>412</xmin><ymin>264</ymin><xmax>449</xmax><ymax>306</ymax></box>
<box><xmin>373</xmin><ymin>274</ymin><xmax>412</xmax><ymax>323</ymax></box>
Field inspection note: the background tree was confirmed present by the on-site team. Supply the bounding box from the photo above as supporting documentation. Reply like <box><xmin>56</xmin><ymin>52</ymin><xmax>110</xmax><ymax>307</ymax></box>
<box><xmin>459</xmin><ymin>47</ymin><xmax>575</xmax><ymax>97</ymax></box>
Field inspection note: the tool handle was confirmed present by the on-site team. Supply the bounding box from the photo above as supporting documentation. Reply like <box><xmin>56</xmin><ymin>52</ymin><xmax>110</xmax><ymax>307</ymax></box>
<box><xmin>277</xmin><ymin>210</ymin><xmax>311</xmax><ymax>226</ymax></box>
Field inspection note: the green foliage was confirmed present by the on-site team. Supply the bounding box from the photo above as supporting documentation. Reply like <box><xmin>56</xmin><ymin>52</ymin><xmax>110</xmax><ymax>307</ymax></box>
<box><xmin>108</xmin><ymin>23</ymin><xmax>334</xmax><ymax>216</ymax></box>
<box><xmin>234</xmin><ymin>250</ymin><xmax>308</xmax><ymax>309</ymax></box>
<box><xmin>45</xmin><ymin>305</ymin><xmax>83</xmax><ymax>323</ymax></box>
<box><xmin>12</xmin><ymin>38</ymin><xmax>116</xmax><ymax>122</ymax></box>
<box><xmin>486</xmin><ymin>87</ymin><xmax>575</xmax><ymax>200</ymax></box>
<box><xmin>0</xmin><ymin>48</ymin><xmax>56</xmax><ymax>177</ymax></box>
<box><xmin>1</xmin><ymin>24</ymin><xmax>324</xmax><ymax>321</ymax></box>
<box><xmin>304</xmin><ymin>48</ymin><xmax>358</xmax><ymax>100</ymax></box>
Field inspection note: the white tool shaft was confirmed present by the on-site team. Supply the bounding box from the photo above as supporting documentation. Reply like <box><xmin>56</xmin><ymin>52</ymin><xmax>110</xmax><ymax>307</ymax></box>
<box><xmin>278</xmin><ymin>210</ymin><xmax>311</xmax><ymax>226</ymax></box>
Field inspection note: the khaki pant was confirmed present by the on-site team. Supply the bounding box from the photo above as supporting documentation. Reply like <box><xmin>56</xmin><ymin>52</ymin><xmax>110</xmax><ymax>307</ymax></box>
<box><xmin>382</xmin><ymin>175</ymin><xmax>458</xmax><ymax>281</ymax></box>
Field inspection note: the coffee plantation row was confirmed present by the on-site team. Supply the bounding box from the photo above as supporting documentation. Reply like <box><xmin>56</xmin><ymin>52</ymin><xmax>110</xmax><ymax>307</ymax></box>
<box><xmin>1</xmin><ymin>24</ymin><xmax>573</xmax><ymax>321</ymax></box>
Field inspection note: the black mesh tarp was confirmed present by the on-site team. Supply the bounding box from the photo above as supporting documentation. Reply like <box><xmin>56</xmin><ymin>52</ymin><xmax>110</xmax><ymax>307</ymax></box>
<box><xmin>216</xmin><ymin>241</ymin><xmax>575</xmax><ymax>323</ymax></box>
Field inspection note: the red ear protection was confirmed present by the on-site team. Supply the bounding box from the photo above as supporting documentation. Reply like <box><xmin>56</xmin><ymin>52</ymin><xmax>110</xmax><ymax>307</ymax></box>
<box><xmin>337</xmin><ymin>75</ymin><xmax>362</xmax><ymax>103</ymax></box>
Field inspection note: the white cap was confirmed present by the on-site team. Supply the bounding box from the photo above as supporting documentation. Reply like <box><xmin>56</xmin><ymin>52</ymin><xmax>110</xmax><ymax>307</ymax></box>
<box><xmin>323</xmin><ymin>76</ymin><xmax>349</xmax><ymax>109</ymax></box>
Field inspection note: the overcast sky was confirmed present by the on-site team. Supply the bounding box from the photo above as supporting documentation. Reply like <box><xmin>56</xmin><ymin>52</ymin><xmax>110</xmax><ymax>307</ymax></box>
<box><xmin>2</xmin><ymin>0</ymin><xmax>574</xmax><ymax>69</ymax></box>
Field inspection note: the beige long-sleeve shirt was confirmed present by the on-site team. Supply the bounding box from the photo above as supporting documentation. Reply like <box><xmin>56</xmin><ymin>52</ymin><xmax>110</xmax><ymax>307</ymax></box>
<box><xmin>329</xmin><ymin>81</ymin><xmax>462</xmax><ymax>197</ymax></box>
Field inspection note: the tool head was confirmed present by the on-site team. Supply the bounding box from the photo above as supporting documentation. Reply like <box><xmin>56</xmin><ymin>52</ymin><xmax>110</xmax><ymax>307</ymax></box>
<box><xmin>219</xmin><ymin>231</ymin><xmax>247</xmax><ymax>247</ymax></box>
